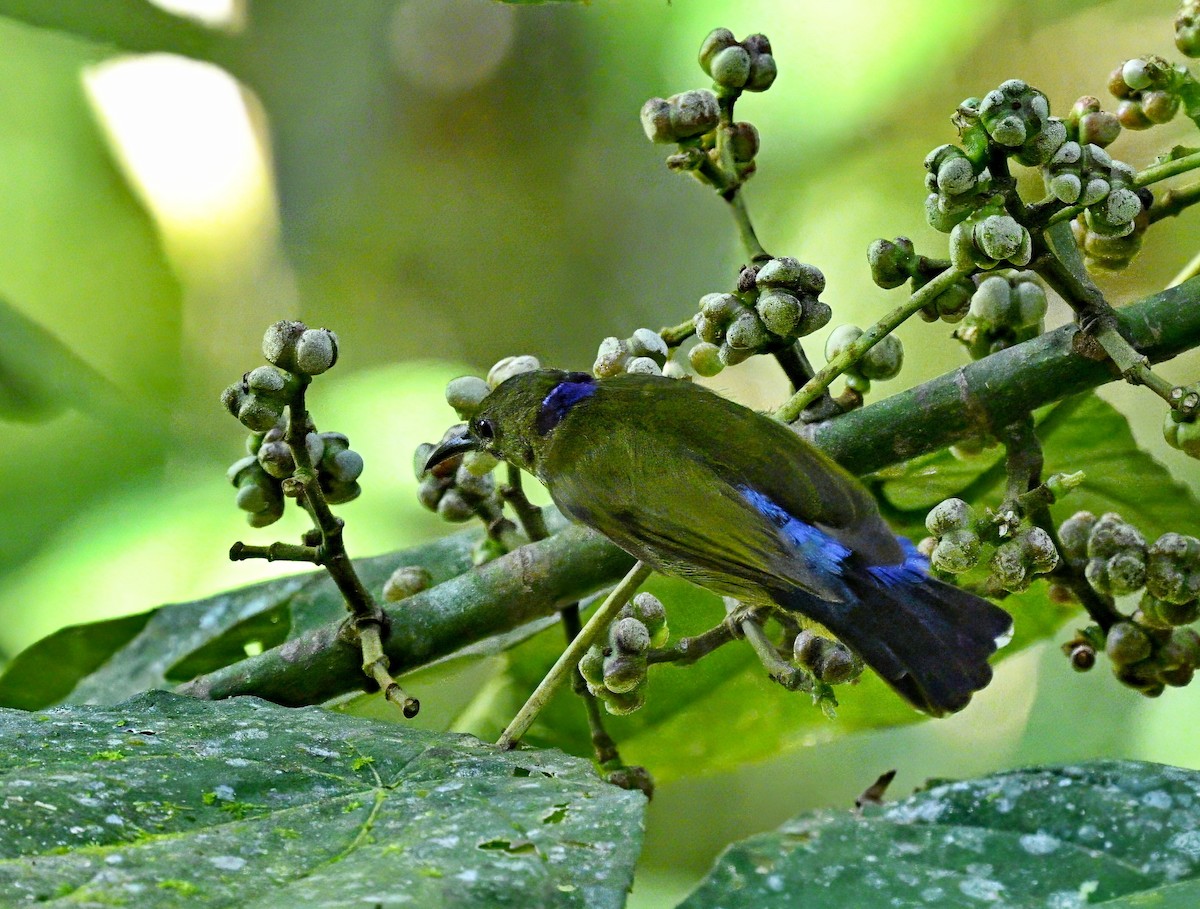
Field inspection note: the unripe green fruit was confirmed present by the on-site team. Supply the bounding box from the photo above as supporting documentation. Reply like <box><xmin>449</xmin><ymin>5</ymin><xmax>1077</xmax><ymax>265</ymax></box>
<box><xmin>700</xmin><ymin>291</ymin><xmax>740</xmax><ymax>325</ymax></box>
<box><xmin>725</xmin><ymin>310</ymin><xmax>769</xmax><ymax>351</ymax></box>
<box><xmin>262</xmin><ymin>320</ymin><xmax>306</xmax><ymax>371</ymax></box>
<box><xmin>969</xmin><ymin>276</ymin><xmax>1012</xmax><ymax>326</ymax></box>
<box><xmin>246</xmin><ymin>365</ymin><xmax>291</xmax><ymax>398</ymax></box>
<box><xmin>698</xmin><ymin>28</ymin><xmax>737</xmax><ymax>75</ymax></box>
<box><xmin>325</xmin><ymin>448</ymin><xmax>364</xmax><ymax>483</ymax></box>
<box><xmin>1012</xmin><ymin>279</ymin><xmax>1048</xmax><ymax>327</ymax></box>
<box><xmin>594</xmin><ymin>337</ymin><xmax>629</xmax><ymax>378</ymax></box>
<box><xmin>1114</xmin><ymin>662</ymin><xmax>1164</xmax><ymax>697</ymax></box>
<box><xmin>445</xmin><ymin>376</ymin><xmax>491</xmax><ymax>419</ymax></box>
<box><xmin>221</xmin><ymin>383</ymin><xmax>246</xmax><ymax>418</ymax></box>
<box><xmin>413</xmin><ymin>443</ymin><xmax>435</xmax><ymax>481</ymax></box>
<box><xmin>1020</xmin><ymin>526</ymin><xmax>1059</xmax><ymax>573</ymax></box>
<box><xmin>824</xmin><ymin>324</ymin><xmax>862</xmax><ymax>360</ymax></box>
<box><xmin>628</xmin><ymin>328</ymin><xmax>669</xmax><ymax>365</ymax></box>
<box><xmin>745</xmin><ymin>52</ymin><xmax>777</xmax><ymax>92</ymax></box>
<box><xmin>1106</xmin><ymin>621</ymin><xmax>1152</xmax><ymax>666</ymax></box>
<box><xmin>756</xmin><ymin>290</ymin><xmax>803</xmax><ymax>337</ymax></box>
<box><xmin>238</xmin><ymin>396</ymin><xmax>283</xmax><ymax>432</ymax></box>
<box><xmin>756</xmin><ymin>257</ymin><xmax>824</xmax><ymax>293</ymax></box>
<box><xmin>624</xmin><ymin>356</ymin><xmax>661</xmax><ymax>376</ymax></box>
<box><xmin>437</xmin><ymin>490</ymin><xmax>474</xmax><ymax>522</ymax></box>
<box><xmin>1058</xmin><ymin>511</ymin><xmax>1097</xmax><ymax>561</ymax></box>
<box><xmin>975</xmin><ymin>215</ymin><xmax>1030</xmax><ymax>263</ymax></box>
<box><xmin>792</xmin><ymin>629</ymin><xmax>823</xmax><ymax>667</ymax></box>
<box><xmin>1106</xmin><ymin>551</ymin><xmax>1148</xmax><ymax>596</ymax></box>
<box><xmin>454</xmin><ymin>465</ymin><xmax>494</xmax><ymax>499</ymax></box>
<box><xmin>257</xmin><ymin>440</ymin><xmax>295</xmax><ymax>479</ymax></box>
<box><xmin>797</xmin><ymin>300</ymin><xmax>832</xmax><ymax>337</ymax></box>
<box><xmin>858</xmin><ymin>335</ymin><xmax>903</xmax><ymax>381</ymax></box>
<box><xmin>322</xmin><ymin>479</ymin><xmax>361</xmax><ymax>505</ymax></box>
<box><xmin>688</xmin><ymin>342</ymin><xmax>724</xmax><ymax>377</ymax></box>
<box><xmin>844</xmin><ymin>370</ymin><xmax>871</xmax><ymax>394</ymax></box>
<box><xmin>1164</xmin><ymin>411</ymin><xmax>1200</xmax><ymax>457</ymax></box>
<box><xmin>991</xmin><ymin>541</ymin><xmax>1030</xmax><ymax>592</ymax></box>
<box><xmin>626</xmin><ymin>593</ymin><xmax>668</xmax><ymax>647</ymax></box>
<box><xmin>926</xmin><ymin>498</ymin><xmax>975</xmax><ymax>536</ymax></box>
<box><xmin>602</xmin><ymin>650</ymin><xmax>647</xmax><ymax>694</ymax></box>
<box><xmin>1121</xmin><ymin>58</ymin><xmax>1152</xmax><ymax>91</ymax></box>
<box><xmin>710</xmin><ymin>45</ymin><xmax>751</xmax><ymax>89</ymax></box>
<box><xmin>1147</xmin><ymin>532</ymin><xmax>1200</xmax><ymax>603</ymax></box>
<box><xmin>610</xmin><ymin>617</ymin><xmax>651</xmax><ymax>654</ymax></box>
<box><xmin>579</xmin><ymin>645</ymin><xmax>606</xmax><ymax>688</ymax></box>
<box><xmin>248</xmin><ymin>506</ymin><xmax>283</xmax><ymax>528</ymax></box>
<box><xmin>1087</xmin><ymin>512</ymin><xmax>1146</xmax><ymax>560</ymax></box>
<box><xmin>383</xmin><ymin>565</ymin><xmax>433</xmax><ymax>603</ymax></box>
<box><xmin>729</xmin><ymin>122</ymin><xmax>759</xmax><ymax>162</ymax></box>
<box><xmin>640</xmin><ymin>98</ymin><xmax>673</xmax><ymax>143</ymax></box>
<box><xmin>601</xmin><ymin>684</ymin><xmax>646</xmax><ymax>716</ymax></box>
<box><xmin>488</xmin><ymin>355</ymin><xmax>541</xmax><ymax>388</ymax></box>
<box><xmin>718</xmin><ymin>344</ymin><xmax>753</xmax><ymax>367</ymax></box>
<box><xmin>294</xmin><ymin>328</ymin><xmax>338</xmax><ymax>375</ymax></box>
<box><xmin>931</xmin><ymin>529</ymin><xmax>981</xmax><ymax>574</ymax></box>
<box><xmin>669</xmin><ymin>90</ymin><xmax>720</xmax><ymax>140</ymax></box>
<box><xmin>235</xmin><ymin>482</ymin><xmax>271</xmax><ymax>514</ymax></box>
<box><xmin>814</xmin><ymin>644</ymin><xmax>861</xmax><ymax>684</ymax></box>
<box><xmin>416</xmin><ymin>476</ymin><xmax>443</xmax><ymax>511</ymax></box>
<box><xmin>867</xmin><ymin>237</ymin><xmax>916</xmax><ymax>289</ymax></box>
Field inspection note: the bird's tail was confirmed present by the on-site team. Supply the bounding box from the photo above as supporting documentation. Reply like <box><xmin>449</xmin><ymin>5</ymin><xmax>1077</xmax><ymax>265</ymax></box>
<box><xmin>778</xmin><ymin>547</ymin><xmax>1013</xmax><ymax>716</ymax></box>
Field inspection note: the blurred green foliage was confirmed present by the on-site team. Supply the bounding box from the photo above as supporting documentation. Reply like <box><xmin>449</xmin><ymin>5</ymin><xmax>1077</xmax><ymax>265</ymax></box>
<box><xmin>1</xmin><ymin>0</ymin><xmax>1199</xmax><ymax>905</ymax></box>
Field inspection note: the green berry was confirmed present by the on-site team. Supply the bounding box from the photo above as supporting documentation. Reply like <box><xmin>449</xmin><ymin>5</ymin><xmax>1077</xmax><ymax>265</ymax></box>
<box><xmin>445</xmin><ymin>376</ymin><xmax>491</xmax><ymax>419</ymax></box>
<box><xmin>294</xmin><ymin>328</ymin><xmax>338</xmax><ymax>375</ymax></box>
<box><xmin>931</xmin><ymin>529</ymin><xmax>981</xmax><ymax>574</ymax></box>
<box><xmin>710</xmin><ymin>45</ymin><xmax>751</xmax><ymax>89</ymax></box>
<box><xmin>594</xmin><ymin>337</ymin><xmax>629</xmax><ymax>378</ymax></box>
<box><xmin>824</xmin><ymin>324</ymin><xmax>862</xmax><ymax>360</ymax></box>
<box><xmin>322</xmin><ymin>479</ymin><xmax>361</xmax><ymax>505</ymax></box>
<box><xmin>688</xmin><ymin>342</ymin><xmax>724</xmax><ymax>377</ymax></box>
<box><xmin>858</xmin><ymin>334</ymin><xmax>903</xmax><ymax>381</ymax></box>
<box><xmin>843</xmin><ymin>370</ymin><xmax>871</xmax><ymax>394</ymax></box>
<box><xmin>462</xmin><ymin>449</ymin><xmax>500</xmax><ymax>477</ymax></box>
<box><xmin>437</xmin><ymin>490</ymin><xmax>474</xmax><ymax>522</ymax></box>
<box><xmin>926</xmin><ymin>498</ymin><xmax>975</xmax><ymax>535</ymax></box>
<box><xmin>603</xmin><ymin>650</ymin><xmax>647</xmax><ymax>694</ymax></box>
<box><xmin>1020</xmin><ymin>526</ymin><xmax>1059</xmax><ymax>573</ymax></box>
<box><xmin>262</xmin><ymin>320</ymin><xmax>306</xmax><ymax>372</ymax></box>
<box><xmin>1058</xmin><ymin>511</ymin><xmax>1097</xmax><ymax>561</ymax></box>
<box><xmin>611</xmin><ymin>617</ymin><xmax>651</xmax><ymax>654</ymax></box>
<box><xmin>1146</xmin><ymin>533</ymin><xmax>1200</xmax><ymax>604</ymax></box>
<box><xmin>725</xmin><ymin>309</ymin><xmax>769</xmax><ymax>351</ymax></box>
<box><xmin>383</xmin><ymin>566</ymin><xmax>432</xmax><ymax>603</ymax></box>
<box><xmin>729</xmin><ymin>122</ymin><xmax>760</xmax><ymax>162</ymax></box>
<box><xmin>579</xmin><ymin>645</ymin><xmax>606</xmax><ymax>688</ymax></box>
<box><xmin>867</xmin><ymin>237</ymin><xmax>917</xmax><ymax>289</ymax></box>
<box><xmin>238</xmin><ymin>395</ymin><xmax>283</xmax><ymax>432</ymax></box>
<box><xmin>628</xmin><ymin>328</ymin><xmax>669</xmax><ymax>365</ymax></box>
<box><xmin>991</xmin><ymin>541</ymin><xmax>1030</xmax><ymax>592</ymax></box>
<box><xmin>487</xmin><ymin>355</ymin><xmax>540</xmax><ymax>388</ymax></box>
<box><xmin>640</xmin><ymin>98</ymin><xmax>674</xmax><ymax>144</ymax></box>
<box><xmin>969</xmin><ymin>276</ymin><xmax>1012</xmax><ymax>326</ymax></box>
<box><xmin>1106</xmin><ymin>551</ymin><xmax>1147</xmax><ymax>596</ymax></box>
<box><xmin>257</xmin><ymin>439</ymin><xmax>295</xmax><ymax>479</ymax></box>
<box><xmin>669</xmin><ymin>90</ymin><xmax>720</xmax><ymax>140</ymax></box>
<box><xmin>626</xmin><ymin>592</ymin><xmax>669</xmax><ymax>647</ymax></box>
<box><xmin>1087</xmin><ymin>512</ymin><xmax>1146</xmax><ymax>560</ymax></box>
<box><xmin>325</xmin><ymin>448</ymin><xmax>364</xmax><ymax>484</ymax></box>
<box><xmin>756</xmin><ymin>290</ymin><xmax>803</xmax><ymax>337</ymax></box>
<box><xmin>814</xmin><ymin>643</ymin><xmax>861</xmax><ymax>684</ymax></box>
<box><xmin>792</xmin><ymin>629</ymin><xmax>822</xmax><ymax>667</ymax></box>
<box><xmin>797</xmin><ymin>300</ymin><xmax>832</xmax><ymax>336</ymax></box>
<box><xmin>1106</xmin><ymin>621</ymin><xmax>1152</xmax><ymax>666</ymax></box>
<box><xmin>625</xmin><ymin>356</ymin><xmax>662</xmax><ymax>376</ymax></box>
<box><xmin>744</xmin><ymin>50</ymin><xmax>777</xmax><ymax>92</ymax></box>
<box><xmin>601</xmin><ymin>684</ymin><xmax>646</xmax><ymax>716</ymax></box>
<box><xmin>1177</xmin><ymin>1</ymin><xmax>1200</xmax><ymax>57</ymax></box>
<box><xmin>698</xmin><ymin>28</ymin><xmax>737</xmax><ymax>75</ymax></box>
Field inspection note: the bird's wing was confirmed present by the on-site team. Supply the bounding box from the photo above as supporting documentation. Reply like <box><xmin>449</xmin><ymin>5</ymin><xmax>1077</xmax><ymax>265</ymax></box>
<box><xmin>542</xmin><ymin>375</ymin><xmax>899</xmax><ymax>600</ymax></box>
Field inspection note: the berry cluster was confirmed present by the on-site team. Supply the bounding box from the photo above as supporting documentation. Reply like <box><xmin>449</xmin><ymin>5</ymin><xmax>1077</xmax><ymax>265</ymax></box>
<box><xmin>867</xmin><ymin>236</ymin><xmax>975</xmax><ymax>323</ymax></box>
<box><xmin>1179</xmin><ymin>0</ymin><xmax>1200</xmax><ymax>58</ymax></box>
<box><xmin>1061</xmin><ymin>511</ymin><xmax>1200</xmax><ymax>695</ymax></box>
<box><xmin>1109</xmin><ymin>56</ymin><xmax>1186</xmax><ymax>130</ymax></box>
<box><xmin>822</xmin><ymin>324</ymin><xmax>903</xmax><ymax>394</ymax></box>
<box><xmin>922</xmin><ymin>497</ymin><xmax>1059</xmax><ymax>593</ymax></box>
<box><xmin>641</xmin><ymin>29</ymin><xmax>778</xmax><ymax>191</ymax></box>
<box><xmin>689</xmin><ymin>258</ymin><xmax>830</xmax><ymax>375</ymax></box>
<box><xmin>1163</xmin><ymin>384</ymin><xmax>1200</xmax><ymax>458</ymax></box>
<box><xmin>594</xmin><ymin>329</ymin><xmax>672</xmax><ymax>378</ymax></box>
<box><xmin>953</xmin><ymin>269</ymin><xmax>1048</xmax><ymax>360</ymax></box>
<box><xmin>221</xmin><ymin>321</ymin><xmax>359</xmax><ymax>526</ymax></box>
<box><xmin>578</xmin><ymin>593</ymin><xmax>669</xmax><ymax>716</ymax></box>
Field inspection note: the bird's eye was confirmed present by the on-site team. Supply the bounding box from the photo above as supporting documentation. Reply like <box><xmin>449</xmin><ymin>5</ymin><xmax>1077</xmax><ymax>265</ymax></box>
<box><xmin>475</xmin><ymin>418</ymin><xmax>495</xmax><ymax>443</ymax></box>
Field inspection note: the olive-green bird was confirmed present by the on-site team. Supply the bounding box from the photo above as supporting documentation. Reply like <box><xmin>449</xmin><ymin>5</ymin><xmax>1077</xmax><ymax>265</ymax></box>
<box><xmin>425</xmin><ymin>369</ymin><xmax>1012</xmax><ymax>715</ymax></box>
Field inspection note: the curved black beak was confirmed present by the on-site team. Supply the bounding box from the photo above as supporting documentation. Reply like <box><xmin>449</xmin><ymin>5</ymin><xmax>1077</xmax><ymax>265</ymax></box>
<box><xmin>423</xmin><ymin>428</ymin><xmax>479</xmax><ymax>473</ymax></box>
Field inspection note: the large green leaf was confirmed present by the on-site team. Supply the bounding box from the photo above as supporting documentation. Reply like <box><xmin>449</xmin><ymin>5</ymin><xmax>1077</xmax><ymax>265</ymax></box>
<box><xmin>0</xmin><ymin>530</ymin><xmax>480</xmax><ymax>710</ymax></box>
<box><xmin>0</xmin><ymin>691</ymin><xmax>645</xmax><ymax>907</ymax></box>
<box><xmin>680</xmin><ymin>761</ymin><xmax>1200</xmax><ymax>908</ymax></box>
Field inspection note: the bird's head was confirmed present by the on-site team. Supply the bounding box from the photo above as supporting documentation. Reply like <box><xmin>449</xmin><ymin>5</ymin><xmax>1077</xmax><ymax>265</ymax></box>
<box><xmin>423</xmin><ymin>368</ymin><xmax>588</xmax><ymax>476</ymax></box>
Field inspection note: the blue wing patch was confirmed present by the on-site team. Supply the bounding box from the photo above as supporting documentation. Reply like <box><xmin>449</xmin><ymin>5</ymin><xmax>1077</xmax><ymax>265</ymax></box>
<box><xmin>537</xmin><ymin>373</ymin><xmax>597</xmax><ymax>435</ymax></box>
<box><xmin>738</xmin><ymin>486</ymin><xmax>851</xmax><ymax>576</ymax></box>
<box><xmin>866</xmin><ymin>536</ymin><xmax>930</xmax><ymax>587</ymax></box>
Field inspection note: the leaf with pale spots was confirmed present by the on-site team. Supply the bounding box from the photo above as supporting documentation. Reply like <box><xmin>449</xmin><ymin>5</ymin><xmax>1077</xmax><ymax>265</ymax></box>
<box><xmin>680</xmin><ymin>761</ymin><xmax>1200</xmax><ymax>908</ymax></box>
<box><xmin>0</xmin><ymin>692</ymin><xmax>645</xmax><ymax>908</ymax></box>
